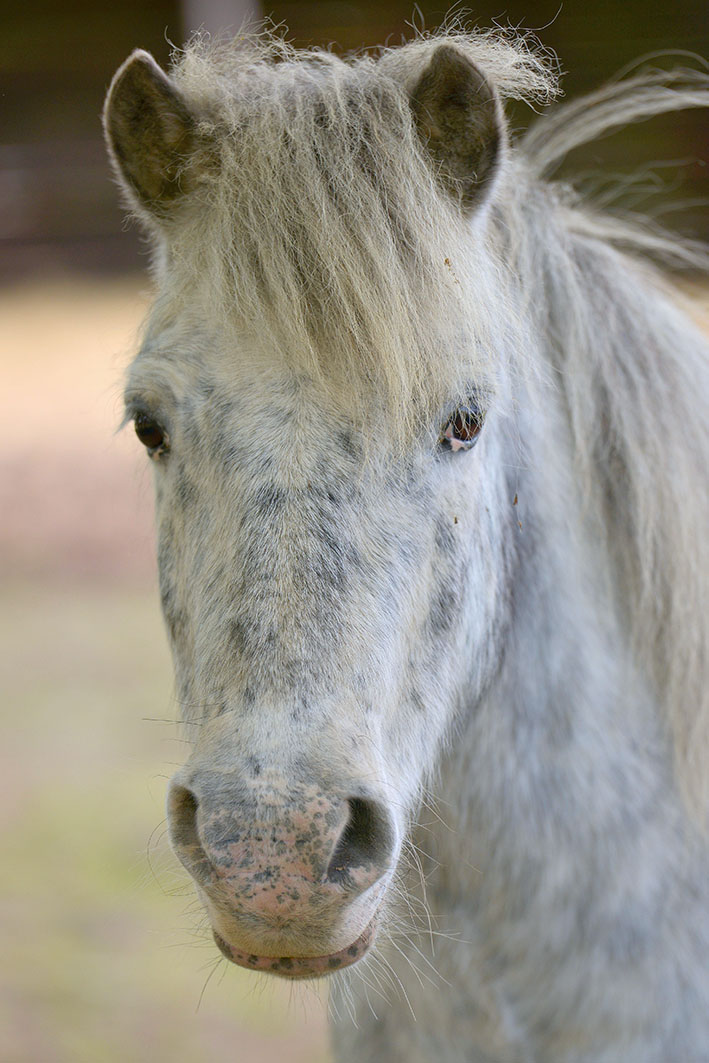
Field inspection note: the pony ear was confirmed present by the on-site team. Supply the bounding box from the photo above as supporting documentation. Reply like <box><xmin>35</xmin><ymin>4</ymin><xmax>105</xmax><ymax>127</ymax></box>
<box><xmin>411</xmin><ymin>44</ymin><xmax>505</xmax><ymax>212</ymax></box>
<box><xmin>103</xmin><ymin>50</ymin><xmax>197</xmax><ymax>219</ymax></box>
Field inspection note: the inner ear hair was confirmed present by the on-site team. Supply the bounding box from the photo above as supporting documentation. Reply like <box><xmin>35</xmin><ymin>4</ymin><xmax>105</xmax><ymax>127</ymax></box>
<box><xmin>103</xmin><ymin>50</ymin><xmax>197</xmax><ymax>218</ymax></box>
<box><xmin>411</xmin><ymin>44</ymin><xmax>505</xmax><ymax>213</ymax></box>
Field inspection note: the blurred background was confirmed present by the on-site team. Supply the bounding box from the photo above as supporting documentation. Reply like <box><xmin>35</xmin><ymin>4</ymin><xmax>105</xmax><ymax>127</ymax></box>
<box><xmin>1</xmin><ymin>2</ymin><xmax>707</xmax><ymax>1061</ymax></box>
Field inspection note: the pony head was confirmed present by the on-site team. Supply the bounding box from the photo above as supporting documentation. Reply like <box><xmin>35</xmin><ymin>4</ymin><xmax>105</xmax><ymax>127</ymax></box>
<box><xmin>104</xmin><ymin>31</ymin><xmax>555</xmax><ymax>976</ymax></box>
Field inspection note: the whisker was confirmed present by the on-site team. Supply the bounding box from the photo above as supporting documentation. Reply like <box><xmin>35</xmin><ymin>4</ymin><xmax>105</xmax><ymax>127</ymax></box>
<box><xmin>195</xmin><ymin>956</ymin><xmax>223</xmax><ymax>1012</ymax></box>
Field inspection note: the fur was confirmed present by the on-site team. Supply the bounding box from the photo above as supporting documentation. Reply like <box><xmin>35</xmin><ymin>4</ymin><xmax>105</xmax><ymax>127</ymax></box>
<box><xmin>106</xmin><ymin>25</ymin><xmax>709</xmax><ymax>1062</ymax></box>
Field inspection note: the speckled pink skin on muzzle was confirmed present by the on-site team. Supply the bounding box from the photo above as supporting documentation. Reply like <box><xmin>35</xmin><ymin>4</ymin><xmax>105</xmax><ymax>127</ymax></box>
<box><xmin>167</xmin><ymin>775</ymin><xmax>396</xmax><ymax>979</ymax></box>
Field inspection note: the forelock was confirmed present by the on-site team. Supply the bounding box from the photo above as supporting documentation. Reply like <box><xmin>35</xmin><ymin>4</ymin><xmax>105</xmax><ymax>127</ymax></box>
<box><xmin>147</xmin><ymin>29</ymin><xmax>555</xmax><ymax>440</ymax></box>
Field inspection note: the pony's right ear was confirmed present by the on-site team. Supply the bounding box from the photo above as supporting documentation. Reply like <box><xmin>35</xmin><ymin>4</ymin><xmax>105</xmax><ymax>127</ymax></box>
<box><xmin>103</xmin><ymin>50</ymin><xmax>197</xmax><ymax>219</ymax></box>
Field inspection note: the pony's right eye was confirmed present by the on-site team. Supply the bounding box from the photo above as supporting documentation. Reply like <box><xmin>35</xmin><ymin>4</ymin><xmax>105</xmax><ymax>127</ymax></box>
<box><xmin>134</xmin><ymin>412</ymin><xmax>168</xmax><ymax>453</ymax></box>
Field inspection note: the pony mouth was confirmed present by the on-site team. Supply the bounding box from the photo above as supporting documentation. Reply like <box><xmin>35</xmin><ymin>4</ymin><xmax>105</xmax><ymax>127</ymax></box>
<box><xmin>212</xmin><ymin>918</ymin><xmax>376</xmax><ymax>979</ymax></box>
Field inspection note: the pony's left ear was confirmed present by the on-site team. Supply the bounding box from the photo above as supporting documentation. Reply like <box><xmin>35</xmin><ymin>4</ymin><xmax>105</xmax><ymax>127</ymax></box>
<box><xmin>103</xmin><ymin>49</ymin><xmax>197</xmax><ymax>220</ymax></box>
<box><xmin>411</xmin><ymin>44</ymin><xmax>506</xmax><ymax>213</ymax></box>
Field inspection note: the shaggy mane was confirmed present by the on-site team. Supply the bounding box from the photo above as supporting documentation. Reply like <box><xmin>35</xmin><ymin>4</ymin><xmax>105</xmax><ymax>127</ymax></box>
<box><xmin>157</xmin><ymin>28</ymin><xmax>709</xmax><ymax>815</ymax></box>
<box><xmin>516</xmin><ymin>64</ymin><xmax>709</xmax><ymax>818</ymax></box>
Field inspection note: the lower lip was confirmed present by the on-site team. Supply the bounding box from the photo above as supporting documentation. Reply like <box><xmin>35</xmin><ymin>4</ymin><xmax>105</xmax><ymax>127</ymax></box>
<box><xmin>213</xmin><ymin>919</ymin><xmax>376</xmax><ymax>979</ymax></box>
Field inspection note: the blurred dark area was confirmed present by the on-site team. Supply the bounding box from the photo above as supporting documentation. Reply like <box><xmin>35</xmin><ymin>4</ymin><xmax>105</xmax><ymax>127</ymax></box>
<box><xmin>2</xmin><ymin>0</ymin><xmax>708</xmax><ymax>281</ymax></box>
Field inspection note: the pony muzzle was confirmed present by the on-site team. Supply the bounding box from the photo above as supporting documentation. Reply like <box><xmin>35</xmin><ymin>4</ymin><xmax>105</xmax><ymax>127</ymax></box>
<box><xmin>167</xmin><ymin>773</ymin><xmax>396</xmax><ymax>975</ymax></box>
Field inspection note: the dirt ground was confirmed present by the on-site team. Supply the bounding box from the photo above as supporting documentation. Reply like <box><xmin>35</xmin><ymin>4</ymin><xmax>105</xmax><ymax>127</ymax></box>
<box><xmin>0</xmin><ymin>277</ymin><xmax>329</xmax><ymax>1063</ymax></box>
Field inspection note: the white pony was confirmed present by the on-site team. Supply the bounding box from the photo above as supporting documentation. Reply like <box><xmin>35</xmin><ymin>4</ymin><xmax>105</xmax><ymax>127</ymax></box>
<box><xmin>104</xmin><ymin>26</ymin><xmax>709</xmax><ymax>1062</ymax></box>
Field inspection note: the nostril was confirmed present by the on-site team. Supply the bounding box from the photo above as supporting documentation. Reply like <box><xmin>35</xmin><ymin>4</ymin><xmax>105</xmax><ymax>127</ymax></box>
<box><xmin>168</xmin><ymin>784</ymin><xmax>198</xmax><ymax>846</ymax></box>
<box><xmin>327</xmin><ymin>797</ymin><xmax>393</xmax><ymax>886</ymax></box>
<box><xmin>168</xmin><ymin>784</ymin><xmax>212</xmax><ymax>884</ymax></box>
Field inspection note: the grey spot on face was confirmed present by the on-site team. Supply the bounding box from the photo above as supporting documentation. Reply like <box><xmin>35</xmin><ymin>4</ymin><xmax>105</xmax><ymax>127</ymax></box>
<box><xmin>252</xmin><ymin>483</ymin><xmax>288</xmax><ymax>517</ymax></box>
<box><xmin>208</xmin><ymin>396</ymin><xmax>239</xmax><ymax>424</ymax></box>
<box><xmin>311</xmin><ymin>523</ymin><xmax>348</xmax><ymax>591</ymax></box>
<box><xmin>158</xmin><ymin>532</ymin><xmax>181</xmax><ymax>640</ymax></box>
<box><xmin>346</xmin><ymin>542</ymin><xmax>365</xmax><ymax>574</ymax></box>
<box><xmin>434</xmin><ymin>516</ymin><xmax>457</xmax><ymax>556</ymax></box>
<box><xmin>410</xmin><ymin>687</ymin><xmax>426</xmax><ymax>714</ymax></box>
<box><xmin>229</xmin><ymin>619</ymin><xmax>248</xmax><ymax>656</ymax></box>
<box><xmin>338</xmin><ymin>428</ymin><xmax>360</xmax><ymax>459</ymax></box>
<box><xmin>221</xmin><ymin>443</ymin><xmax>246</xmax><ymax>470</ymax></box>
<box><xmin>428</xmin><ymin>583</ymin><xmax>459</xmax><ymax>637</ymax></box>
<box><xmin>159</xmin><ymin>571</ymin><xmax>174</xmax><ymax>615</ymax></box>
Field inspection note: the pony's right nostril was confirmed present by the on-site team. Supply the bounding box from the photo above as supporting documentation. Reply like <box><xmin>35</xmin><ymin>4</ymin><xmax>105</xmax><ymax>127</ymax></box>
<box><xmin>168</xmin><ymin>784</ymin><xmax>213</xmax><ymax>884</ymax></box>
<box><xmin>168</xmin><ymin>784</ymin><xmax>198</xmax><ymax>846</ymax></box>
<box><xmin>327</xmin><ymin>797</ymin><xmax>393</xmax><ymax>887</ymax></box>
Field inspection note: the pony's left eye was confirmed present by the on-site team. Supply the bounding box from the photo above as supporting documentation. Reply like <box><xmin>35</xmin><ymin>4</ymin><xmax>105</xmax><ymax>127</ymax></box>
<box><xmin>440</xmin><ymin>404</ymin><xmax>485</xmax><ymax>452</ymax></box>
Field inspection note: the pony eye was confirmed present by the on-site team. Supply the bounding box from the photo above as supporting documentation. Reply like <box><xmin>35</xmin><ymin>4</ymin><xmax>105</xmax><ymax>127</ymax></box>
<box><xmin>134</xmin><ymin>412</ymin><xmax>168</xmax><ymax>453</ymax></box>
<box><xmin>440</xmin><ymin>404</ymin><xmax>484</xmax><ymax>452</ymax></box>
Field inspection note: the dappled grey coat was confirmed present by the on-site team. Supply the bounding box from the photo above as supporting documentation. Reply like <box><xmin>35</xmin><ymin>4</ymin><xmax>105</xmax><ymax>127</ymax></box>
<box><xmin>104</xmin><ymin>25</ymin><xmax>709</xmax><ymax>1063</ymax></box>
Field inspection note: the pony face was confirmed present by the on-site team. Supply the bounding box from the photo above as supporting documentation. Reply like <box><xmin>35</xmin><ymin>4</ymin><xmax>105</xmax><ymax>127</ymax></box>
<box><xmin>125</xmin><ymin>314</ymin><xmax>513</xmax><ymax>972</ymax></box>
<box><xmin>108</xmin><ymin>36</ymin><xmax>523</xmax><ymax>977</ymax></box>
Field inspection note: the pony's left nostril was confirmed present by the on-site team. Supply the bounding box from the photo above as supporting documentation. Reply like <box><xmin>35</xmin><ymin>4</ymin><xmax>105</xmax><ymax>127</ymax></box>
<box><xmin>326</xmin><ymin>797</ymin><xmax>393</xmax><ymax>886</ymax></box>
